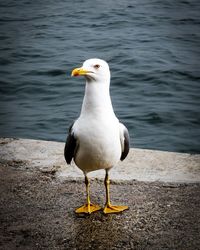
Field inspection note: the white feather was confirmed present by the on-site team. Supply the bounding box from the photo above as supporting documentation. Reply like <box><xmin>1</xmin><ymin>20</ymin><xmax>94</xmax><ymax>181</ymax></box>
<box><xmin>72</xmin><ymin>59</ymin><xmax>127</xmax><ymax>173</ymax></box>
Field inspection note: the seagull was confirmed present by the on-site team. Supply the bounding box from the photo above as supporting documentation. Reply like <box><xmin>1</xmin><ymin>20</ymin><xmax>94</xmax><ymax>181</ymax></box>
<box><xmin>64</xmin><ymin>58</ymin><xmax>130</xmax><ymax>214</ymax></box>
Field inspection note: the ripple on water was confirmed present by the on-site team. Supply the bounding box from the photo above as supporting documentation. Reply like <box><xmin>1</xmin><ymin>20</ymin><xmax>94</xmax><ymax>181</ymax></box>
<box><xmin>0</xmin><ymin>0</ymin><xmax>200</xmax><ymax>153</ymax></box>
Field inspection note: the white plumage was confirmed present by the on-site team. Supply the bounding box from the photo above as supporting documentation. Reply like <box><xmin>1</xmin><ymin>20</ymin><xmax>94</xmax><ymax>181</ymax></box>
<box><xmin>64</xmin><ymin>58</ymin><xmax>129</xmax><ymax>214</ymax></box>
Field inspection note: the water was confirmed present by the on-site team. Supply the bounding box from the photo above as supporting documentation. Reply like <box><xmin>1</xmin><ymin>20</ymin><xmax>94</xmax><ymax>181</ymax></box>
<box><xmin>0</xmin><ymin>0</ymin><xmax>200</xmax><ymax>153</ymax></box>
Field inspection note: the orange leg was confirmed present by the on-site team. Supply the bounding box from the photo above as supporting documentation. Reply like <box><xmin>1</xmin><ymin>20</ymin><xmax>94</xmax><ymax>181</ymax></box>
<box><xmin>103</xmin><ymin>169</ymin><xmax>128</xmax><ymax>214</ymax></box>
<box><xmin>75</xmin><ymin>175</ymin><xmax>101</xmax><ymax>214</ymax></box>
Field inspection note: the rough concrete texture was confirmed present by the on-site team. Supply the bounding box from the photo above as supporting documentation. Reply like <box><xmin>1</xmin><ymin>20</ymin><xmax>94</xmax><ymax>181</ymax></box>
<box><xmin>0</xmin><ymin>161</ymin><xmax>199</xmax><ymax>250</ymax></box>
<box><xmin>0</xmin><ymin>138</ymin><xmax>200</xmax><ymax>183</ymax></box>
<box><xmin>0</xmin><ymin>138</ymin><xmax>200</xmax><ymax>249</ymax></box>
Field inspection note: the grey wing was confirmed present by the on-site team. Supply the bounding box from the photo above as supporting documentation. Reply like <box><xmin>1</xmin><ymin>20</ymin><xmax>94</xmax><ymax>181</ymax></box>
<box><xmin>64</xmin><ymin>123</ymin><xmax>78</xmax><ymax>164</ymax></box>
<box><xmin>119</xmin><ymin>123</ymin><xmax>130</xmax><ymax>161</ymax></box>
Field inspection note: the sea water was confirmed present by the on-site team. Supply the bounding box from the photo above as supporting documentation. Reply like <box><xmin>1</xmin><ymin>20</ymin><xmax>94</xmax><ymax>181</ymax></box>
<box><xmin>0</xmin><ymin>0</ymin><xmax>199</xmax><ymax>153</ymax></box>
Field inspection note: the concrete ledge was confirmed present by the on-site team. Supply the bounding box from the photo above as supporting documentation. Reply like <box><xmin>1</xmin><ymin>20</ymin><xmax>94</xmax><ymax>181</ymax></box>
<box><xmin>0</xmin><ymin>137</ymin><xmax>200</xmax><ymax>183</ymax></box>
<box><xmin>1</xmin><ymin>137</ymin><xmax>199</xmax><ymax>249</ymax></box>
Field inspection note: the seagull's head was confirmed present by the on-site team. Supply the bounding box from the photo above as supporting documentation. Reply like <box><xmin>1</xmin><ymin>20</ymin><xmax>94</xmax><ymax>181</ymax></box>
<box><xmin>71</xmin><ymin>58</ymin><xmax>110</xmax><ymax>83</ymax></box>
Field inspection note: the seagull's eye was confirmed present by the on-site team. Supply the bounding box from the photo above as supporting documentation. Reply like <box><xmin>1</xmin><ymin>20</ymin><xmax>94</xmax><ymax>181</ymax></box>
<box><xmin>94</xmin><ymin>64</ymin><xmax>100</xmax><ymax>69</ymax></box>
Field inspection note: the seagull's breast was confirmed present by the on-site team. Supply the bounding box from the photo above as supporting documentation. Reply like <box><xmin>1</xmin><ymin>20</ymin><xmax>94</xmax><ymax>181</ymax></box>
<box><xmin>73</xmin><ymin>113</ymin><xmax>121</xmax><ymax>173</ymax></box>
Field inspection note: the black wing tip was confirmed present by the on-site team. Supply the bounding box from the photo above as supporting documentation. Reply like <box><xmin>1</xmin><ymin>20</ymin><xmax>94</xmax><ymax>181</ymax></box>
<box><xmin>64</xmin><ymin>144</ymin><xmax>72</xmax><ymax>164</ymax></box>
<box><xmin>120</xmin><ymin>147</ymin><xmax>129</xmax><ymax>161</ymax></box>
<box><xmin>120</xmin><ymin>127</ymin><xmax>130</xmax><ymax>161</ymax></box>
<box><xmin>64</xmin><ymin>123</ymin><xmax>77</xmax><ymax>165</ymax></box>
<box><xmin>65</xmin><ymin>158</ymin><xmax>72</xmax><ymax>165</ymax></box>
<box><xmin>64</xmin><ymin>143</ymin><xmax>73</xmax><ymax>164</ymax></box>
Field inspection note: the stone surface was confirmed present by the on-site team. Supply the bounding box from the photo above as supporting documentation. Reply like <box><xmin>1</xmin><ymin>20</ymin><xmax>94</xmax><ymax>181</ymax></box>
<box><xmin>0</xmin><ymin>137</ymin><xmax>200</xmax><ymax>183</ymax></box>
<box><xmin>0</xmin><ymin>138</ymin><xmax>200</xmax><ymax>249</ymax></box>
<box><xmin>0</xmin><ymin>162</ymin><xmax>199</xmax><ymax>250</ymax></box>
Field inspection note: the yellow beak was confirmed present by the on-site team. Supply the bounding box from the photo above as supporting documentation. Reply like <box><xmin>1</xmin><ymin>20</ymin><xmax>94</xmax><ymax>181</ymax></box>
<box><xmin>71</xmin><ymin>67</ymin><xmax>91</xmax><ymax>77</ymax></box>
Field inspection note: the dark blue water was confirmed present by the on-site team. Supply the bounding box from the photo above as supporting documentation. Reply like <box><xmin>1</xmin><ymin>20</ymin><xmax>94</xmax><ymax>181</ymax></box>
<box><xmin>0</xmin><ymin>0</ymin><xmax>200</xmax><ymax>153</ymax></box>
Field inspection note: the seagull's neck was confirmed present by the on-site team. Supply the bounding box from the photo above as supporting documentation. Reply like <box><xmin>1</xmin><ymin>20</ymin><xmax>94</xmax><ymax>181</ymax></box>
<box><xmin>81</xmin><ymin>79</ymin><xmax>114</xmax><ymax>116</ymax></box>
